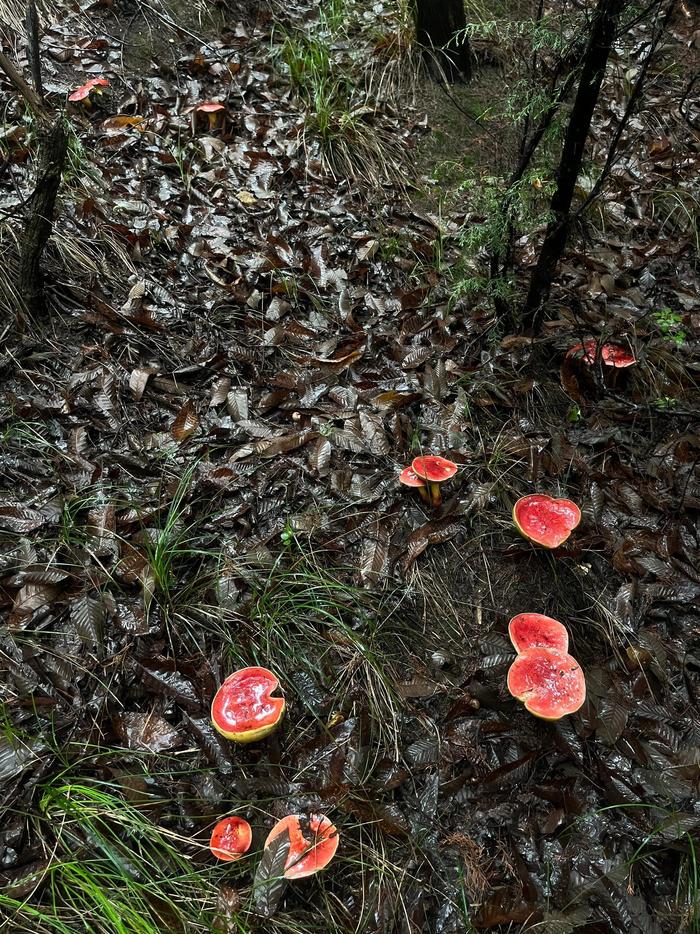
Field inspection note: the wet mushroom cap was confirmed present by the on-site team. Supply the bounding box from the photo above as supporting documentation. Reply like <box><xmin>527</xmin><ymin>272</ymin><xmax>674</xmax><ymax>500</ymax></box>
<box><xmin>196</xmin><ymin>102</ymin><xmax>226</xmax><ymax>113</ymax></box>
<box><xmin>211</xmin><ymin>666</ymin><xmax>285</xmax><ymax>743</ymax></box>
<box><xmin>508</xmin><ymin>613</ymin><xmax>569</xmax><ymax>654</ymax></box>
<box><xmin>568</xmin><ymin>339</ymin><xmax>636</xmax><ymax>368</ymax></box>
<box><xmin>209</xmin><ymin>816</ymin><xmax>252</xmax><ymax>861</ymax></box>
<box><xmin>411</xmin><ymin>455</ymin><xmax>458</xmax><ymax>483</ymax></box>
<box><xmin>68</xmin><ymin>77</ymin><xmax>110</xmax><ymax>102</ymax></box>
<box><xmin>398</xmin><ymin>467</ymin><xmax>426</xmax><ymax>488</ymax></box>
<box><xmin>264</xmin><ymin>813</ymin><xmax>339</xmax><ymax>879</ymax></box>
<box><xmin>513</xmin><ymin>494</ymin><xmax>581</xmax><ymax>549</ymax></box>
<box><xmin>507</xmin><ymin>647</ymin><xmax>586</xmax><ymax>720</ymax></box>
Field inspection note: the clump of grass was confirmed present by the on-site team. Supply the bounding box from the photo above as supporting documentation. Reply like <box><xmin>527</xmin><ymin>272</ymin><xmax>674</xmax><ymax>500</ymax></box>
<box><xmin>274</xmin><ymin>14</ymin><xmax>403</xmax><ymax>184</ymax></box>
<box><xmin>142</xmin><ymin>462</ymin><xmax>219</xmax><ymax>610</ymax></box>
<box><xmin>1</xmin><ymin>779</ymin><xmax>223</xmax><ymax>934</ymax></box>
<box><xmin>243</xmin><ymin>538</ymin><xmax>402</xmax><ymax>745</ymax></box>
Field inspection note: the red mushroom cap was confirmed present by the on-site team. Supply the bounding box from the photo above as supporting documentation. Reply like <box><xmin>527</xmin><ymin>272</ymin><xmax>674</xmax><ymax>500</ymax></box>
<box><xmin>411</xmin><ymin>455</ymin><xmax>458</xmax><ymax>483</ymax></box>
<box><xmin>196</xmin><ymin>101</ymin><xmax>226</xmax><ymax>113</ymax></box>
<box><xmin>507</xmin><ymin>647</ymin><xmax>586</xmax><ymax>720</ymax></box>
<box><xmin>513</xmin><ymin>494</ymin><xmax>581</xmax><ymax>549</ymax></box>
<box><xmin>398</xmin><ymin>467</ymin><xmax>426</xmax><ymax>488</ymax></box>
<box><xmin>508</xmin><ymin>613</ymin><xmax>569</xmax><ymax>654</ymax></box>
<box><xmin>568</xmin><ymin>339</ymin><xmax>636</xmax><ymax>368</ymax></box>
<box><xmin>210</xmin><ymin>815</ymin><xmax>252</xmax><ymax>861</ymax></box>
<box><xmin>68</xmin><ymin>77</ymin><xmax>110</xmax><ymax>102</ymax></box>
<box><xmin>264</xmin><ymin>814</ymin><xmax>338</xmax><ymax>880</ymax></box>
<box><xmin>211</xmin><ymin>666</ymin><xmax>285</xmax><ymax>743</ymax></box>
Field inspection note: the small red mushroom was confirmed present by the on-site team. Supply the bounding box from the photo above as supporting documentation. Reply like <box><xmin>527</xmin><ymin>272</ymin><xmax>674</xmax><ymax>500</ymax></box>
<box><xmin>194</xmin><ymin>101</ymin><xmax>226</xmax><ymax>133</ymax></box>
<box><xmin>411</xmin><ymin>455</ymin><xmax>458</xmax><ymax>507</ymax></box>
<box><xmin>68</xmin><ymin>77</ymin><xmax>110</xmax><ymax>105</ymax></box>
<box><xmin>507</xmin><ymin>647</ymin><xmax>586</xmax><ymax>720</ymax></box>
<box><xmin>567</xmin><ymin>339</ymin><xmax>636</xmax><ymax>369</ymax></box>
<box><xmin>399</xmin><ymin>466</ymin><xmax>429</xmax><ymax>503</ymax></box>
<box><xmin>210</xmin><ymin>815</ymin><xmax>252</xmax><ymax>861</ymax></box>
<box><xmin>264</xmin><ymin>814</ymin><xmax>338</xmax><ymax>879</ymax></box>
<box><xmin>211</xmin><ymin>666</ymin><xmax>285</xmax><ymax>743</ymax></box>
<box><xmin>513</xmin><ymin>494</ymin><xmax>581</xmax><ymax>549</ymax></box>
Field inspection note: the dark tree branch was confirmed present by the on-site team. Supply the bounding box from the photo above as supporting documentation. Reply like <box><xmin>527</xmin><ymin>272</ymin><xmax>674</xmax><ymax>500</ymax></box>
<box><xmin>25</xmin><ymin>0</ymin><xmax>44</xmax><ymax>99</ymax></box>
<box><xmin>574</xmin><ymin>0</ymin><xmax>673</xmax><ymax>217</ymax></box>
<box><xmin>521</xmin><ymin>0</ymin><xmax>627</xmax><ymax>333</ymax></box>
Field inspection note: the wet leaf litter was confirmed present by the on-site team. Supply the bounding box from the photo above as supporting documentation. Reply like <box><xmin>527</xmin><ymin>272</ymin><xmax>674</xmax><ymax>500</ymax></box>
<box><xmin>0</xmin><ymin>0</ymin><xmax>699</xmax><ymax>931</ymax></box>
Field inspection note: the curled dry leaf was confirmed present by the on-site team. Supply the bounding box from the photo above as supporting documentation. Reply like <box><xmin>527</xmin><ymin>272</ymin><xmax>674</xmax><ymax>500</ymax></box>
<box><xmin>129</xmin><ymin>367</ymin><xmax>156</xmax><ymax>401</ymax></box>
<box><xmin>171</xmin><ymin>401</ymin><xmax>199</xmax><ymax>442</ymax></box>
<box><xmin>113</xmin><ymin>712</ymin><xmax>182</xmax><ymax>753</ymax></box>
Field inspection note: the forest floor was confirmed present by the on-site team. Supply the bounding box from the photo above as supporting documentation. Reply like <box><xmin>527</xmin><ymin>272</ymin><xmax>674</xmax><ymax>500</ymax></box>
<box><xmin>1</xmin><ymin>0</ymin><xmax>699</xmax><ymax>932</ymax></box>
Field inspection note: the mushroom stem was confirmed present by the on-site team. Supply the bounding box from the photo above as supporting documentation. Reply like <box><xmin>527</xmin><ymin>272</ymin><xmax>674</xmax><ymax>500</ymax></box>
<box><xmin>417</xmin><ymin>485</ymin><xmax>430</xmax><ymax>504</ymax></box>
<box><xmin>427</xmin><ymin>481</ymin><xmax>442</xmax><ymax>507</ymax></box>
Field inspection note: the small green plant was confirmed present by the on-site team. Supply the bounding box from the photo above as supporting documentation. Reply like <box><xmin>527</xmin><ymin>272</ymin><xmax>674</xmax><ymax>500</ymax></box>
<box><xmin>378</xmin><ymin>234</ymin><xmax>403</xmax><ymax>262</ymax></box>
<box><xmin>440</xmin><ymin>166</ymin><xmax>554</xmax><ymax>307</ymax></box>
<box><xmin>319</xmin><ymin>0</ymin><xmax>346</xmax><ymax>32</ymax></box>
<box><xmin>652</xmin><ymin>396</ymin><xmax>678</xmax><ymax>412</ymax></box>
<box><xmin>652</xmin><ymin>307</ymin><xmax>686</xmax><ymax>345</ymax></box>
<box><xmin>143</xmin><ymin>463</ymin><xmax>214</xmax><ymax>606</ymax></box>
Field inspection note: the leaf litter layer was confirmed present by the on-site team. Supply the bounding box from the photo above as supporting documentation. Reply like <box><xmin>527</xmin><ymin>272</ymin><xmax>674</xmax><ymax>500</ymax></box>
<box><xmin>1</xmin><ymin>0</ymin><xmax>699</xmax><ymax>931</ymax></box>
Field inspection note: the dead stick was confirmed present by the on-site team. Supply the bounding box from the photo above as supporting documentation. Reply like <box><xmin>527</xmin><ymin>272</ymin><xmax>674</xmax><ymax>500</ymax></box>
<box><xmin>26</xmin><ymin>0</ymin><xmax>44</xmax><ymax>99</ymax></box>
<box><xmin>0</xmin><ymin>48</ymin><xmax>48</xmax><ymax>116</ymax></box>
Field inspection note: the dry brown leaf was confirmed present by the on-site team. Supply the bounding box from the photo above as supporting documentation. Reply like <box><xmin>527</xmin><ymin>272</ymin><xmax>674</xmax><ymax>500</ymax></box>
<box><xmin>171</xmin><ymin>402</ymin><xmax>199</xmax><ymax>442</ymax></box>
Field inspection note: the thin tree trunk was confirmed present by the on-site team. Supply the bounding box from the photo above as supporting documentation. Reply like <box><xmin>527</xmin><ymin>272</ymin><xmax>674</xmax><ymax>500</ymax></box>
<box><xmin>0</xmin><ymin>16</ymin><xmax>66</xmax><ymax>322</ymax></box>
<box><xmin>521</xmin><ymin>0</ymin><xmax>626</xmax><ymax>333</ymax></box>
<box><xmin>415</xmin><ymin>0</ymin><xmax>471</xmax><ymax>82</ymax></box>
<box><xmin>17</xmin><ymin>117</ymin><xmax>68</xmax><ymax>317</ymax></box>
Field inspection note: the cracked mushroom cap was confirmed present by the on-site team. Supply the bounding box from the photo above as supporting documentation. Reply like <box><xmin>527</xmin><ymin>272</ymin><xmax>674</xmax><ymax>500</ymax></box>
<box><xmin>211</xmin><ymin>666</ymin><xmax>285</xmax><ymax>743</ymax></box>
<box><xmin>264</xmin><ymin>813</ymin><xmax>339</xmax><ymax>879</ymax></box>
<box><xmin>507</xmin><ymin>647</ymin><xmax>586</xmax><ymax>720</ymax></box>
<box><xmin>513</xmin><ymin>494</ymin><xmax>581</xmax><ymax>549</ymax></box>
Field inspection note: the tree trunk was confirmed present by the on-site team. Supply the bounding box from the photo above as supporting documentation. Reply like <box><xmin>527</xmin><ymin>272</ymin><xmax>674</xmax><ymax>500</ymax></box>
<box><xmin>521</xmin><ymin>0</ymin><xmax>625</xmax><ymax>333</ymax></box>
<box><xmin>415</xmin><ymin>0</ymin><xmax>471</xmax><ymax>82</ymax></box>
<box><xmin>17</xmin><ymin>117</ymin><xmax>68</xmax><ymax>318</ymax></box>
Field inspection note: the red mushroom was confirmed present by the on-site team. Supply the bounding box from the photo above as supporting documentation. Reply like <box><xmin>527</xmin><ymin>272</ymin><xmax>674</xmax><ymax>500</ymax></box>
<box><xmin>507</xmin><ymin>647</ymin><xmax>586</xmax><ymax>720</ymax></box>
<box><xmin>194</xmin><ymin>101</ymin><xmax>226</xmax><ymax>133</ymax></box>
<box><xmin>513</xmin><ymin>494</ymin><xmax>581</xmax><ymax>549</ymax></box>
<box><xmin>68</xmin><ymin>77</ymin><xmax>110</xmax><ymax>105</ymax></box>
<box><xmin>567</xmin><ymin>339</ymin><xmax>636</xmax><ymax>369</ymax></box>
<box><xmin>210</xmin><ymin>815</ymin><xmax>252</xmax><ymax>861</ymax></box>
<box><xmin>508</xmin><ymin>613</ymin><xmax>569</xmax><ymax>654</ymax></box>
<box><xmin>211</xmin><ymin>666</ymin><xmax>285</xmax><ymax>743</ymax></box>
<box><xmin>411</xmin><ymin>455</ymin><xmax>458</xmax><ymax>507</ymax></box>
<box><xmin>264</xmin><ymin>814</ymin><xmax>338</xmax><ymax>880</ymax></box>
<box><xmin>398</xmin><ymin>466</ymin><xmax>429</xmax><ymax>503</ymax></box>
